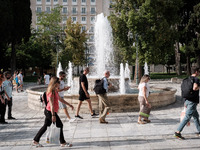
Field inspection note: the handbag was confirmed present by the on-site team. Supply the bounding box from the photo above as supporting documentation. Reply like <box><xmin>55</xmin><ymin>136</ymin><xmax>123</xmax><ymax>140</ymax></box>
<box><xmin>49</xmin><ymin>122</ymin><xmax>60</xmax><ymax>144</ymax></box>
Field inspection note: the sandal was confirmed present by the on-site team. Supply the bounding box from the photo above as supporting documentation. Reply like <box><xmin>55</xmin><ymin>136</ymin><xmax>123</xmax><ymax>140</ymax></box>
<box><xmin>32</xmin><ymin>141</ymin><xmax>43</xmax><ymax>147</ymax></box>
<box><xmin>143</xmin><ymin>119</ymin><xmax>151</xmax><ymax>123</ymax></box>
<box><xmin>137</xmin><ymin>120</ymin><xmax>146</xmax><ymax>124</ymax></box>
<box><xmin>61</xmin><ymin>143</ymin><xmax>73</xmax><ymax>147</ymax></box>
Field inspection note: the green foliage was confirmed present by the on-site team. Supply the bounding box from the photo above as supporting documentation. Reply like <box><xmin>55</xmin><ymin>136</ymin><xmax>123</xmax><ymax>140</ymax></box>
<box><xmin>36</xmin><ymin>6</ymin><xmax>64</xmax><ymax>68</ymax></box>
<box><xmin>150</xmin><ymin>72</ymin><xmax>187</xmax><ymax>79</ymax></box>
<box><xmin>0</xmin><ymin>0</ymin><xmax>31</xmax><ymax>72</ymax></box>
<box><xmin>111</xmin><ymin>0</ymin><xmax>182</xmax><ymax>66</ymax></box>
<box><xmin>63</xmin><ymin>18</ymin><xmax>87</xmax><ymax>67</ymax></box>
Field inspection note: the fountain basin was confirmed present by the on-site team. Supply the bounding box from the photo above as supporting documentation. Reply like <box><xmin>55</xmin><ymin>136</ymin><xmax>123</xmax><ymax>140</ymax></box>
<box><xmin>27</xmin><ymin>86</ymin><xmax>177</xmax><ymax>113</ymax></box>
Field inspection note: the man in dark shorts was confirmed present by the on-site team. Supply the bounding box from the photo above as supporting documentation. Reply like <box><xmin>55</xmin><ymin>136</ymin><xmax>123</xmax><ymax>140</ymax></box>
<box><xmin>75</xmin><ymin>67</ymin><xmax>97</xmax><ymax>119</ymax></box>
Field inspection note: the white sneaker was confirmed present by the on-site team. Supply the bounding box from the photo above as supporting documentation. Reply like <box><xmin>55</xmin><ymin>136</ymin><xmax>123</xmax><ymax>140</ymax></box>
<box><xmin>69</xmin><ymin>118</ymin><xmax>76</xmax><ymax>123</ymax></box>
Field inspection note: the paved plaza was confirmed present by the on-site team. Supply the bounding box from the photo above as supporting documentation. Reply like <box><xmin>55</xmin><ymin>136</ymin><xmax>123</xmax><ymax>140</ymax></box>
<box><xmin>0</xmin><ymin>80</ymin><xmax>200</xmax><ymax>150</ymax></box>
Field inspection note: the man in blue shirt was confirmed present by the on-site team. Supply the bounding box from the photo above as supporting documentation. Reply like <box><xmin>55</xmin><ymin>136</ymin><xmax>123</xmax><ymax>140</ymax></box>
<box><xmin>97</xmin><ymin>71</ymin><xmax>111</xmax><ymax>124</ymax></box>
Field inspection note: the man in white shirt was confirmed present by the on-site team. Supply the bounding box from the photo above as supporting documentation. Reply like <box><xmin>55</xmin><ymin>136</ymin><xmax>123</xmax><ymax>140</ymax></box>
<box><xmin>43</xmin><ymin>72</ymin><xmax>50</xmax><ymax>85</ymax></box>
<box><xmin>58</xmin><ymin>71</ymin><xmax>75</xmax><ymax>122</ymax></box>
<box><xmin>18</xmin><ymin>70</ymin><xmax>24</xmax><ymax>92</ymax></box>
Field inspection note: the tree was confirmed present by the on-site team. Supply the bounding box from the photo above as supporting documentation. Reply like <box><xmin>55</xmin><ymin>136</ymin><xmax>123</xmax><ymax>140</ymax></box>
<box><xmin>63</xmin><ymin>18</ymin><xmax>87</xmax><ymax>70</ymax></box>
<box><xmin>0</xmin><ymin>0</ymin><xmax>31</xmax><ymax>73</ymax></box>
<box><xmin>111</xmin><ymin>0</ymin><xmax>182</xmax><ymax>79</ymax></box>
<box><xmin>36</xmin><ymin>5</ymin><xmax>64</xmax><ymax>69</ymax></box>
<box><xmin>177</xmin><ymin>0</ymin><xmax>200</xmax><ymax>75</ymax></box>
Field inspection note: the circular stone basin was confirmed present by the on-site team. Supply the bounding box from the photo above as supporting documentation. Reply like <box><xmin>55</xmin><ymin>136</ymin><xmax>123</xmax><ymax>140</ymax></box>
<box><xmin>27</xmin><ymin>85</ymin><xmax>177</xmax><ymax>113</ymax></box>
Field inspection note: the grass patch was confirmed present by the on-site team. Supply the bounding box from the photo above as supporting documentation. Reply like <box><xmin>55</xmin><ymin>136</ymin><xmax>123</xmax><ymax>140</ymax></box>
<box><xmin>150</xmin><ymin>72</ymin><xmax>187</xmax><ymax>79</ymax></box>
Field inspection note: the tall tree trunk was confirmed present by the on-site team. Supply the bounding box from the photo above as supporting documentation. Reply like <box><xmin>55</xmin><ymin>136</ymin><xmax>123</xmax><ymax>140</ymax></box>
<box><xmin>186</xmin><ymin>54</ymin><xmax>191</xmax><ymax>76</ymax></box>
<box><xmin>175</xmin><ymin>41</ymin><xmax>181</xmax><ymax>75</ymax></box>
<box><xmin>10</xmin><ymin>42</ymin><xmax>16</xmax><ymax>74</ymax></box>
<box><xmin>134</xmin><ymin>62</ymin><xmax>142</xmax><ymax>84</ymax></box>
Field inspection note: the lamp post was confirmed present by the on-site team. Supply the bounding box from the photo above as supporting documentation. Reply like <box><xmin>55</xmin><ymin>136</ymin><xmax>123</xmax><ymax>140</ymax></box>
<box><xmin>128</xmin><ymin>31</ymin><xmax>139</xmax><ymax>85</ymax></box>
<box><xmin>55</xmin><ymin>36</ymin><xmax>59</xmax><ymax>69</ymax></box>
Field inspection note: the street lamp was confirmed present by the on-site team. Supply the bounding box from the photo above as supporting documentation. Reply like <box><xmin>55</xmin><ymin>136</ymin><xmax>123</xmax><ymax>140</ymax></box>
<box><xmin>128</xmin><ymin>31</ymin><xmax>139</xmax><ymax>85</ymax></box>
<box><xmin>55</xmin><ymin>36</ymin><xmax>59</xmax><ymax>69</ymax></box>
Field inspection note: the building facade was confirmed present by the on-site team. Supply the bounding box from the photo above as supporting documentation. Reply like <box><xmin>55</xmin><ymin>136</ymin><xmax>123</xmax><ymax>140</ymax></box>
<box><xmin>30</xmin><ymin>0</ymin><xmax>113</xmax><ymax>67</ymax></box>
<box><xmin>31</xmin><ymin>0</ymin><xmax>112</xmax><ymax>43</ymax></box>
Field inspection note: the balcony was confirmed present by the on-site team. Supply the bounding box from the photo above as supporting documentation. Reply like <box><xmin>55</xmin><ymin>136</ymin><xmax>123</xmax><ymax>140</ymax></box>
<box><xmin>90</xmin><ymin>11</ymin><xmax>96</xmax><ymax>15</ymax></box>
<box><xmin>81</xmin><ymin>12</ymin><xmax>87</xmax><ymax>15</ymax></box>
<box><xmin>72</xmin><ymin>11</ymin><xmax>78</xmax><ymax>15</ymax></box>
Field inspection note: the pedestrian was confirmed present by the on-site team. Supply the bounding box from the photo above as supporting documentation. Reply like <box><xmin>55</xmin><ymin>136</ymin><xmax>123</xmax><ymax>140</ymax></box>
<box><xmin>58</xmin><ymin>71</ymin><xmax>75</xmax><ymax>122</ymax></box>
<box><xmin>43</xmin><ymin>72</ymin><xmax>50</xmax><ymax>85</ymax></box>
<box><xmin>3</xmin><ymin>71</ymin><xmax>15</xmax><ymax>120</ymax></box>
<box><xmin>174</xmin><ymin>67</ymin><xmax>200</xmax><ymax>139</ymax></box>
<box><xmin>75</xmin><ymin>67</ymin><xmax>98</xmax><ymax>119</ymax></box>
<box><xmin>0</xmin><ymin>75</ymin><xmax>10</xmax><ymax>124</ymax></box>
<box><xmin>137</xmin><ymin>74</ymin><xmax>151</xmax><ymax>124</ymax></box>
<box><xmin>97</xmin><ymin>71</ymin><xmax>111</xmax><ymax>124</ymax></box>
<box><xmin>18</xmin><ymin>70</ymin><xmax>24</xmax><ymax>92</ymax></box>
<box><xmin>33</xmin><ymin>76</ymin><xmax>73</xmax><ymax>147</ymax></box>
<box><xmin>13</xmin><ymin>70</ymin><xmax>19</xmax><ymax>93</ymax></box>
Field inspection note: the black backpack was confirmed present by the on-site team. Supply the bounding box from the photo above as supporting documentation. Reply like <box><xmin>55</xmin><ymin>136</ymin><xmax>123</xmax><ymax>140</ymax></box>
<box><xmin>181</xmin><ymin>77</ymin><xmax>195</xmax><ymax>99</ymax></box>
<box><xmin>40</xmin><ymin>92</ymin><xmax>48</xmax><ymax>106</ymax></box>
<box><xmin>93</xmin><ymin>78</ymin><xmax>106</xmax><ymax>94</ymax></box>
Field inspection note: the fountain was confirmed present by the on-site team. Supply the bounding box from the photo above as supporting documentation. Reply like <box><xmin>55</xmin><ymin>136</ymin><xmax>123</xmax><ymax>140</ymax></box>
<box><xmin>67</xmin><ymin>61</ymin><xmax>74</xmax><ymax>94</ymax></box>
<box><xmin>119</xmin><ymin>63</ymin><xmax>125</xmax><ymax>94</ymax></box>
<box><xmin>144</xmin><ymin>62</ymin><xmax>149</xmax><ymax>75</ymax></box>
<box><xmin>27</xmin><ymin>13</ymin><xmax>177</xmax><ymax>113</ymax></box>
<box><xmin>56</xmin><ymin>62</ymin><xmax>63</xmax><ymax>78</ymax></box>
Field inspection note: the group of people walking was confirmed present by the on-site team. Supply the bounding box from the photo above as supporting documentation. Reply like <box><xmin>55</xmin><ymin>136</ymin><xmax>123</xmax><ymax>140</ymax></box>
<box><xmin>33</xmin><ymin>67</ymin><xmax>111</xmax><ymax>147</ymax></box>
<box><xmin>2</xmin><ymin>66</ymin><xmax>200</xmax><ymax>147</ymax></box>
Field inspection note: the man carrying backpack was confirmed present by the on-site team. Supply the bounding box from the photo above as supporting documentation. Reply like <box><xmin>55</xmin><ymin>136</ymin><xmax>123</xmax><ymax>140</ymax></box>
<box><xmin>97</xmin><ymin>71</ymin><xmax>111</xmax><ymax>124</ymax></box>
<box><xmin>174</xmin><ymin>67</ymin><xmax>200</xmax><ymax>139</ymax></box>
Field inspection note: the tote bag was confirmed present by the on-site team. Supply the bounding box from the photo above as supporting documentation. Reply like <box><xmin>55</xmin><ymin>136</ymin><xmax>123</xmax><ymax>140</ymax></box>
<box><xmin>49</xmin><ymin>123</ymin><xmax>60</xmax><ymax>144</ymax></box>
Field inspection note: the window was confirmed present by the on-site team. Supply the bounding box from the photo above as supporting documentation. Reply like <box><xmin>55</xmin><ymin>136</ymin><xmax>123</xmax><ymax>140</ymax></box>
<box><xmin>46</xmin><ymin>7</ymin><xmax>51</xmax><ymax>13</ymax></box>
<box><xmin>82</xmin><ymin>17</ymin><xmax>86</xmax><ymax>21</ymax></box>
<box><xmin>82</xmin><ymin>26</ymin><xmax>86</xmax><ymax>32</ymax></box>
<box><xmin>72</xmin><ymin>7</ymin><xmax>77</xmax><ymax>14</ymax></box>
<box><xmin>82</xmin><ymin>0</ymin><xmax>86</xmax><ymax>2</ymax></box>
<box><xmin>63</xmin><ymin>16</ymin><xmax>67</xmax><ymax>24</ymax></box>
<box><xmin>91</xmin><ymin>16</ymin><xmax>95</xmax><ymax>23</ymax></box>
<box><xmin>81</xmin><ymin>7</ymin><xmax>86</xmax><ymax>14</ymax></box>
<box><xmin>36</xmin><ymin>16</ymin><xmax>40</xmax><ymax>23</ymax></box>
<box><xmin>63</xmin><ymin>0</ymin><xmax>67</xmax><ymax>2</ymax></box>
<box><xmin>72</xmin><ymin>17</ymin><xmax>77</xmax><ymax>22</ymax></box>
<box><xmin>91</xmin><ymin>0</ymin><xmax>95</xmax><ymax>4</ymax></box>
<box><xmin>89</xmin><ymin>26</ymin><xmax>94</xmax><ymax>32</ymax></box>
<box><xmin>54</xmin><ymin>0</ymin><xmax>58</xmax><ymax>2</ymax></box>
<box><xmin>90</xmin><ymin>35</ymin><xmax>94</xmax><ymax>42</ymax></box>
<box><xmin>36</xmin><ymin>7</ymin><xmax>42</xmax><ymax>13</ymax></box>
<box><xmin>72</xmin><ymin>0</ymin><xmax>77</xmax><ymax>5</ymax></box>
<box><xmin>46</xmin><ymin>0</ymin><xmax>50</xmax><ymax>3</ymax></box>
<box><xmin>91</xmin><ymin>7</ymin><xmax>96</xmax><ymax>14</ymax></box>
<box><xmin>37</xmin><ymin>0</ymin><xmax>41</xmax><ymax>3</ymax></box>
<box><xmin>63</xmin><ymin>7</ymin><xmax>67</xmax><ymax>13</ymax></box>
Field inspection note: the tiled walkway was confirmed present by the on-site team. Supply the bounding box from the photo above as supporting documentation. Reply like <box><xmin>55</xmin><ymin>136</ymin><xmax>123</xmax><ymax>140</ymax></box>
<box><xmin>0</xmin><ymin>81</ymin><xmax>200</xmax><ymax>150</ymax></box>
